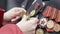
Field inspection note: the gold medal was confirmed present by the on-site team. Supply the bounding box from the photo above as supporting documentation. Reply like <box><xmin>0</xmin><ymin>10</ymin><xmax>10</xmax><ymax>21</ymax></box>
<box><xmin>29</xmin><ymin>10</ymin><xmax>35</xmax><ymax>16</ymax></box>
<box><xmin>36</xmin><ymin>29</ymin><xmax>44</xmax><ymax>34</ymax></box>
<box><xmin>47</xmin><ymin>20</ymin><xmax>54</xmax><ymax>28</ymax></box>
<box><xmin>27</xmin><ymin>10</ymin><xmax>35</xmax><ymax>19</ymax></box>
<box><xmin>54</xmin><ymin>23</ymin><xmax>60</xmax><ymax>32</ymax></box>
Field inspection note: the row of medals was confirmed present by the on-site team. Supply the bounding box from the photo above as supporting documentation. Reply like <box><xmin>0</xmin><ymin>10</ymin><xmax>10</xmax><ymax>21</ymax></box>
<box><xmin>36</xmin><ymin>6</ymin><xmax>60</xmax><ymax>34</ymax></box>
<box><xmin>36</xmin><ymin>18</ymin><xmax>60</xmax><ymax>34</ymax></box>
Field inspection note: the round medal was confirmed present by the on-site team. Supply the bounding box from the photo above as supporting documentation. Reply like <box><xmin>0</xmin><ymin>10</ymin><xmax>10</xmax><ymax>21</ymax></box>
<box><xmin>39</xmin><ymin>18</ymin><xmax>47</xmax><ymax>27</ymax></box>
<box><xmin>54</xmin><ymin>23</ymin><xmax>60</xmax><ymax>32</ymax></box>
<box><xmin>30</xmin><ymin>10</ymin><xmax>35</xmax><ymax>16</ymax></box>
<box><xmin>47</xmin><ymin>20</ymin><xmax>54</xmax><ymax>28</ymax></box>
<box><xmin>36</xmin><ymin>29</ymin><xmax>44</xmax><ymax>34</ymax></box>
<box><xmin>27</xmin><ymin>10</ymin><xmax>35</xmax><ymax>19</ymax></box>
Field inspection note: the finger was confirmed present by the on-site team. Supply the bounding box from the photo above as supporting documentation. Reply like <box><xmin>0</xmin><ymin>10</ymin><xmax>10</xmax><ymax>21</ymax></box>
<box><xmin>28</xmin><ymin>17</ymin><xmax>38</xmax><ymax>24</ymax></box>
<box><xmin>24</xmin><ymin>32</ymin><xmax>34</xmax><ymax>34</ymax></box>
<box><xmin>25</xmin><ymin>30</ymin><xmax>35</xmax><ymax>34</ymax></box>
<box><xmin>32</xmin><ymin>30</ymin><xmax>35</xmax><ymax>34</ymax></box>
<box><xmin>14</xmin><ymin>7</ymin><xmax>26</xmax><ymax>12</ymax></box>
<box><xmin>11</xmin><ymin>16</ymin><xmax>20</xmax><ymax>22</ymax></box>
<box><xmin>14</xmin><ymin>8</ymin><xmax>26</xmax><ymax>16</ymax></box>
<box><xmin>30</xmin><ymin>25</ymin><xmax>36</xmax><ymax>32</ymax></box>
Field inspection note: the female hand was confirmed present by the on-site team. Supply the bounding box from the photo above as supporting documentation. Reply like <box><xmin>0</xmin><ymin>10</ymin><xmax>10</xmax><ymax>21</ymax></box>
<box><xmin>4</xmin><ymin>7</ymin><xmax>26</xmax><ymax>21</ymax></box>
<box><xmin>16</xmin><ymin>15</ymin><xmax>38</xmax><ymax>34</ymax></box>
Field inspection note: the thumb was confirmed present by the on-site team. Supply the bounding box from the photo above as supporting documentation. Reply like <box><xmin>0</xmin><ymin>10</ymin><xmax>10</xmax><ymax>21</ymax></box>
<box><xmin>21</xmin><ymin>15</ymin><xmax>28</xmax><ymax>21</ymax></box>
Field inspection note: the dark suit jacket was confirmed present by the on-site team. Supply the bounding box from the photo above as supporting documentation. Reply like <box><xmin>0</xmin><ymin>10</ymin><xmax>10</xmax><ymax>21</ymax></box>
<box><xmin>1</xmin><ymin>0</ymin><xmax>60</xmax><ymax>10</ymax></box>
<box><xmin>0</xmin><ymin>0</ymin><xmax>34</xmax><ymax>11</ymax></box>
<box><xmin>7</xmin><ymin>0</ymin><xmax>34</xmax><ymax>10</ymax></box>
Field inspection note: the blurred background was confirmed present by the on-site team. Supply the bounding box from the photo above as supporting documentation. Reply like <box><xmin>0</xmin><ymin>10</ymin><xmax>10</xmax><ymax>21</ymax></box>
<box><xmin>1</xmin><ymin>0</ymin><xmax>60</xmax><ymax>11</ymax></box>
<box><xmin>0</xmin><ymin>0</ymin><xmax>7</xmax><ymax>11</ymax></box>
<box><xmin>0</xmin><ymin>0</ymin><xmax>50</xmax><ymax>11</ymax></box>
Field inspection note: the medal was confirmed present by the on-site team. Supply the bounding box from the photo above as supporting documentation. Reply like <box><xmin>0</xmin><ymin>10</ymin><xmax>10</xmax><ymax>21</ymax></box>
<box><xmin>27</xmin><ymin>10</ymin><xmax>35</xmax><ymax>19</ymax></box>
<box><xmin>47</xmin><ymin>20</ymin><xmax>54</xmax><ymax>28</ymax></box>
<box><xmin>54</xmin><ymin>23</ymin><xmax>60</xmax><ymax>32</ymax></box>
<box><xmin>29</xmin><ymin>10</ymin><xmax>35</xmax><ymax>16</ymax></box>
<box><xmin>36</xmin><ymin>29</ymin><xmax>44</xmax><ymax>34</ymax></box>
<box><xmin>27</xmin><ymin>3</ymin><xmax>39</xmax><ymax>19</ymax></box>
<box><xmin>46</xmin><ymin>27</ymin><xmax>54</xmax><ymax>32</ymax></box>
<box><xmin>39</xmin><ymin>18</ymin><xmax>47</xmax><ymax>27</ymax></box>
